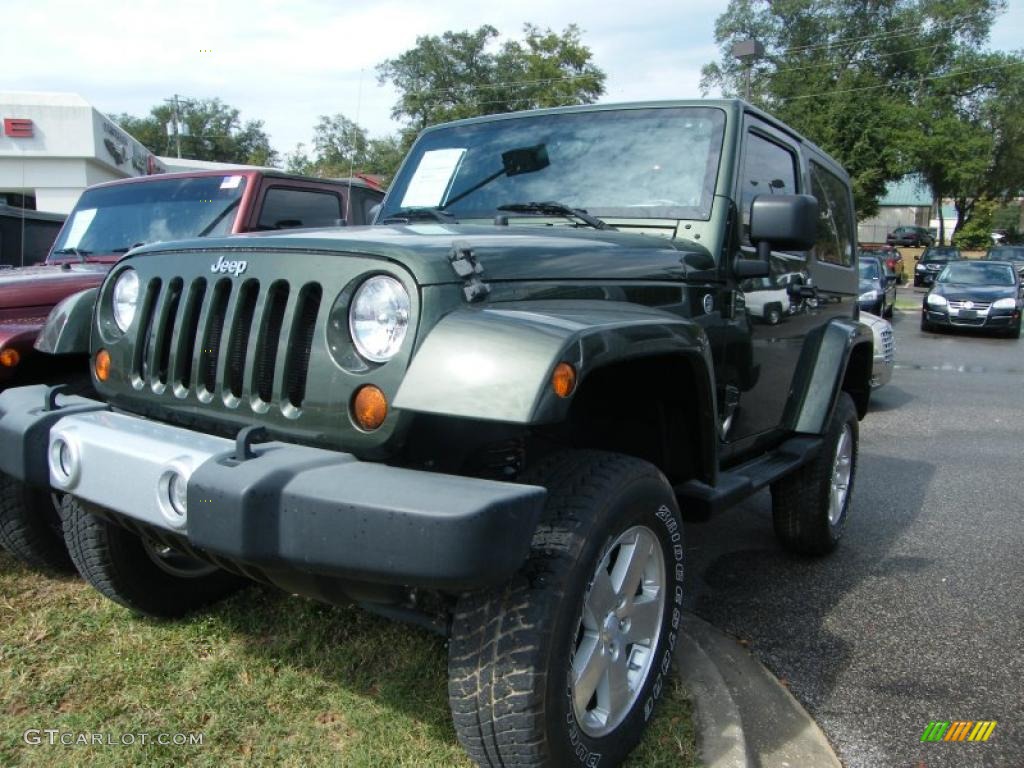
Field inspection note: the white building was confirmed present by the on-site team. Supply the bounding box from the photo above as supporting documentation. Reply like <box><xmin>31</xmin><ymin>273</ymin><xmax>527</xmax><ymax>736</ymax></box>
<box><xmin>0</xmin><ymin>91</ymin><xmax>166</xmax><ymax>214</ymax></box>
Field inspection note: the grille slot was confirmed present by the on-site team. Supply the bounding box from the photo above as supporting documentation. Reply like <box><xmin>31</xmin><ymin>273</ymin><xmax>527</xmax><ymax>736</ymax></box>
<box><xmin>284</xmin><ymin>283</ymin><xmax>322</xmax><ymax>409</ymax></box>
<box><xmin>225</xmin><ymin>280</ymin><xmax>259</xmax><ymax>399</ymax></box>
<box><xmin>880</xmin><ymin>326</ymin><xmax>895</xmax><ymax>363</ymax></box>
<box><xmin>153</xmin><ymin>278</ymin><xmax>183</xmax><ymax>387</ymax></box>
<box><xmin>199</xmin><ymin>280</ymin><xmax>232</xmax><ymax>395</ymax></box>
<box><xmin>173</xmin><ymin>279</ymin><xmax>207</xmax><ymax>391</ymax></box>
<box><xmin>132</xmin><ymin>278</ymin><xmax>162</xmax><ymax>383</ymax></box>
<box><xmin>253</xmin><ymin>281</ymin><xmax>289</xmax><ymax>403</ymax></box>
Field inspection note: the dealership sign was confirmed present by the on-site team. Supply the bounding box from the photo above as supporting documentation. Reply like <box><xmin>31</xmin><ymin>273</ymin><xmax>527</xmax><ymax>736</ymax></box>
<box><xmin>2</xmin><ymin>118</ymin><xmax>33</xmax><ymax>138</ymax></box>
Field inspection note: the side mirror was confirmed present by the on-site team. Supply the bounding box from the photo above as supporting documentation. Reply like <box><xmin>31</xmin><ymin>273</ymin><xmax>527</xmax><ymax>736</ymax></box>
<box><xmin>749</xmin><ymin>194</ymin><xmax>819</xmax><ymax>260</ymax></box>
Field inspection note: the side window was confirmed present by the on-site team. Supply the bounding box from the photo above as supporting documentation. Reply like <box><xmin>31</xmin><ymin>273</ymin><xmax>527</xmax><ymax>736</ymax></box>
<box><xmin>809</xmin><ymin>161</ymin><xmax>854</xmax><ymax>266</ymax></box>
<box><xmin>257</xmin><ymin>188</ymin><xmax>343</xmax><ymax>230</ymax></box>
<box><xmin>739</xmin><ymin>131</ymin><xmax>798</xmax><ymax>245</ymax></box>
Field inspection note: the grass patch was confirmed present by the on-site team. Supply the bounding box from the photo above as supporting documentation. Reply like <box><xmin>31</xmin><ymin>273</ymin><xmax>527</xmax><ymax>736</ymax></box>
<box><xmin>0</xmin><ymin>551</ymin><xmax>698</xmax><ymax>767</ymax></box>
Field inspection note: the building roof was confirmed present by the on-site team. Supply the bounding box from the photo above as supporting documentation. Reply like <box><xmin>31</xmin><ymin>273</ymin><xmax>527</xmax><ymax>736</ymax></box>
<box><xmin>880</xmin><ymin>175</ymin><xmax>932</xmax><ymax>207</ymax></box>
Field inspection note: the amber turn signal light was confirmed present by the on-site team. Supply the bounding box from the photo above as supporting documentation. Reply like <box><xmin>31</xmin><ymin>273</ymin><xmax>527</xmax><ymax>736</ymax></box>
<box><xmin>352</xmin><ymin>385</ymin><xmax>388</xmax><ymax>430</ymax></box>
<box><xmin>94</xmin><ymin>349</ymin><xmax>111</xmax><ymax>382</ymax></box>
<box><xmin>551</xmin><ymin>362</ymin><xmax>577</xmax><ymax>398</ymax></box>
<box><xmin>0</xmin><ymin>348</ymin><xmax>20</xmax><ymax>368</ymax></box>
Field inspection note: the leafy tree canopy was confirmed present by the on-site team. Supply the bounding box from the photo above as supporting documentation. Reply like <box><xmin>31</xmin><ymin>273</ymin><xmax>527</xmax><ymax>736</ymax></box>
<box><xmin>700</xmin><ymin>0</ymin><xmax>1021</xmax><ymax>225</ymax></box>
<box><xmin>111</xmin><ymin>97</ymin><xmax>278</xmax><ymax>166</ymax></box>
<box><xmin>377</xmin><ymin>24</ymin><xmax>606</xmax><ymax>133</ymax></box>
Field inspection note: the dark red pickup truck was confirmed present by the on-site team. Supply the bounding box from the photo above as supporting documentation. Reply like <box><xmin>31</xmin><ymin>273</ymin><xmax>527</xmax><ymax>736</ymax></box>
<box><xmin>0</xmin><ymin>170</ymin><xmax>383</xmax><ymax>387</ymax></box>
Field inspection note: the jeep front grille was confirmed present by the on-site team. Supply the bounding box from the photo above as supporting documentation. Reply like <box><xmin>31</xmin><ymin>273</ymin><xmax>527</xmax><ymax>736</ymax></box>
<box><xmin>132</xmin><ymin>275</ymin><xmax>321</xmax><ymax>412</ymax></box>
<box><xmin>880</xmin><ymin>325</ymin><xmax>895</xmax><ymax>363</ymax></box>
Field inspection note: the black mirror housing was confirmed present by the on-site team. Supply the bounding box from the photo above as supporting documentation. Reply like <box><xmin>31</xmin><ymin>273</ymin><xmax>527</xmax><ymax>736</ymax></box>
<box><xmin>749</xmin><ymin>194</ymin><xmax>819</xmax><ymax>251</ymax></box>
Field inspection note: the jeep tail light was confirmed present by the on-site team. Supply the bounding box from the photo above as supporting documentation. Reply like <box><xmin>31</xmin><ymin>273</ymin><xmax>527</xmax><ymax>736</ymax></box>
<box><xmin>0</xmin><ymin>349</ymin><xmax>19</xmax><ymax>368</ymax></box>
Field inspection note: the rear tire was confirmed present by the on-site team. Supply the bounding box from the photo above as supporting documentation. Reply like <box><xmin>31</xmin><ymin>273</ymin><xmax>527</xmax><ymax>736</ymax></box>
<box><xmin>62</xmin><ymin>497</ymin><xmax>245</xmax><ymax>617</ymax></box>
<box><xmin>0</xmin><ymin>473</ymin><xmax>74</xmax><ymax>573</ymax></box>
<box><xmin>771</xmin><ymin>393</ymin><xmax>858</xmax><ymax>555</ymax></box>
<box><xmin>448</xmin><ymin>451</ymin><xmax>685</xmax><ymax>767</ymax></box>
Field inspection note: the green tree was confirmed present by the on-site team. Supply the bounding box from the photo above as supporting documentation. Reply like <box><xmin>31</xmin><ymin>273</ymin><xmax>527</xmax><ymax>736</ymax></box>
<box><xmin>377</xmin><ymin>24</ymin><xmax>605</xmax><ymax>133</ymax></box>
<box><xmin>111</xmin><ymin>97</ymin><xmax>279</xmax><ymax>166</ymax></box>
<box><xmin>699</xmin><ymin>0</ymin><xmax>1013</xmax><ymax>218</ymax></box>
<box><xmin>283</xmin><ymin>116</ymin><xmax>405</xmax><ymax>182</ymax></box>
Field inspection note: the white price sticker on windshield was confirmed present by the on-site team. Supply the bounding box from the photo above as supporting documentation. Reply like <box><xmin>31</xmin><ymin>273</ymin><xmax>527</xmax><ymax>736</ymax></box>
<box><xmin>220</xmin><ymin>175</ymin><xmax>243</xmax><ymax>190</ymax></box>
<box><xmin>62</xmin><ymin>208</ymin><xmax>97</xmax><ymax>249</ymax></box>
<box><xmin>400</xmin><ymin>149</ymin><xmax>466</xmax><ymax>208</ymax></box>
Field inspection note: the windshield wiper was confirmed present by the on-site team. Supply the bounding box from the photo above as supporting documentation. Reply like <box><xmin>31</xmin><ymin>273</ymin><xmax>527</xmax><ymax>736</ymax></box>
<box><xmin>51</xmin><ymin>247</ymin><xmax>92</xmax><ymax>262</ymax></box>
<box><xmin>198</xmin><ymin>197</ymin><xmax>242</xmax><ymax>237</ymax></box>
<box><xmin>497</xmin><ymin>201</ymin><xmax>616</xmax><ymax>231</ymax></box>
<box><xmin>379</xmin><ymin>207</ymin><xmax>458</xmax><ymax>225</ymax></box>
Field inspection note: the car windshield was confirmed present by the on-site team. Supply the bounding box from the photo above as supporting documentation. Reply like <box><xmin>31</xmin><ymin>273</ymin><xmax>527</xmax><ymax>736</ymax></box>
<box><xmin>921</xmin><ymin>247</ymin><xmax>960</xmax><ymax>262</ymax></box>
<box><xmin>381</xmin><ymin>107</ymin><xmax>726</xmax><ymax>222</ymax></box>
<box><xmin>49</xmin><ymin>175</ymin><xmax>247</xmax><ymax>260</ymax></box>
<box><xmin>938</xmin><ymin>262</ymin><xmax>1015</xmax><ymax>286</ymax></box>
<box><xmin>858</xmin><ymin>260</ymin><xmax>880</xmax><ymax>280</ymax></box>
<box><xmin>986</xmin><ymin>246</ymin><xmax>1024</xmax><ymax>261</ymax></box>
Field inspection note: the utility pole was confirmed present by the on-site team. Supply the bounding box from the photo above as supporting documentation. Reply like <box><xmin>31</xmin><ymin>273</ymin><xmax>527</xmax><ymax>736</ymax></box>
<box><xmin>732</xmin><ymin>39</ymin><xmax>764</xmax><ymax>102</ymax></box>
<box><xmin>165</xmin><ymin>94</ymin><xmax>185</xmax><ymax>158</ymax></box>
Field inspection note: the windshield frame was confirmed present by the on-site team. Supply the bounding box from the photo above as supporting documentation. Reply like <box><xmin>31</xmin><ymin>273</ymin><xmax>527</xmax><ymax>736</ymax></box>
<box><xmin>48</xmin><ymin>175</ymin><xmax>249</xmax><ymax>262</ymax></box>
<box><xmin>380</xmin><ymin>105</ymin><xmax>728</xmax><ymax>223</ymax></box>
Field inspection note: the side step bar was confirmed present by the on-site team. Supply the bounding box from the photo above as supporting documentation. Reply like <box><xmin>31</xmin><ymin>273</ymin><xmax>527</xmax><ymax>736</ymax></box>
<box><xmin>675</xmin><ymin>435</ymin><xmax>822</xmax><ymax>520</ymax></box>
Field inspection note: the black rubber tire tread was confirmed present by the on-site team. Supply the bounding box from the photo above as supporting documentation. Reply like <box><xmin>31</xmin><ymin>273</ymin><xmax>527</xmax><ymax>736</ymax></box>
<box><xmin>449</xmin><ymin>450</ymin><xmax>683</xmax><ymax>768</ymax></box>
<box><xmin>0</xmin><ymin>473</ymin><xmax>74</xmax><ymax>573</ymax></box>
<box><xmin>771</xmin><ymin>393</ymin><xmax>858</xmax><ymax>556</ymax></box>
<box><xmin>62</xmin><ymin>497</ymin><xmax>245</xmax><ymax>618</ymax></box>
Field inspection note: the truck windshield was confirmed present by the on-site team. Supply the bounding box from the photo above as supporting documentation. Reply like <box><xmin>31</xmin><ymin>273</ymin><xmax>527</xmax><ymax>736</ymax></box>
<box><xmin>381</xmin><ymin>107</ymin><xmax>726</xmax><ymax>222</ymax></box>
<box><xmin>48</xmin><ymin>175</ymin><xmax>248</xmax><ymax>261</ymax></box>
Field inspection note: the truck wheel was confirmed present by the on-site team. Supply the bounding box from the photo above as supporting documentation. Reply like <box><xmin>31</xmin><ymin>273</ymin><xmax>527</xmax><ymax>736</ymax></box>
<box><xmin>62</xmin><ymin>497</ymin><xmax>245</xmax><ymax>618</ymax></box>
<box><xmin>448</xmin><ymin>451</ymin><xmax>685</xmax><ymax>767</ymax></box>
<box><xmin>771</xmin><ymin>393</ymin><xmax>858</xmax><ymax>555</ymax></box>
<box><xmin>0</xmin><ymin>473</ymin><xmax>74</xmax><ymax>573</ymax></box>
<box><xmin>765</xmin><ymin>304</ymin><xmax>783</xmax><ymax>325</ymax></box>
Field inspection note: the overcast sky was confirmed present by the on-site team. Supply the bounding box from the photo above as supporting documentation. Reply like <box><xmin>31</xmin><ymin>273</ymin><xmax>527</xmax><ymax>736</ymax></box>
<box><xmin>5</xmin><ymin>0</ymin><xmax>1023</xmax><ymax>159</ymax></box>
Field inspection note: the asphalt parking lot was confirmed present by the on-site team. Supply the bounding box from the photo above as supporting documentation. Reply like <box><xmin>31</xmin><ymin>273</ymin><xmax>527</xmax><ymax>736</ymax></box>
<box><xmin>683</xmin><ymin>307</ymin><xmax>1023</xmax><ymax>768</ymax></box>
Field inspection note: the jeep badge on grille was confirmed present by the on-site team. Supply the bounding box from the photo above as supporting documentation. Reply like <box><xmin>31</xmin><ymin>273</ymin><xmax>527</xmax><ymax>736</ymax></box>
<box><xmin>211</xmin><ymin>255</ymin><xmax>248</xmax><ymax>276</ymax></box>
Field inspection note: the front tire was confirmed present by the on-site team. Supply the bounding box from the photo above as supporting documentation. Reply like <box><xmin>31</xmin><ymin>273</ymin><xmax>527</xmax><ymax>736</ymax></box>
<box><xmin>448</xmin><ymin>451</ymin><xmax>685</xmax><ymax>767</ymax></box>
<box><xmin>771</xmin><ymin>393</ymin><xmax>858</xmax><ymax>555</ymax></box>
<box><xmin>0</xmin><ymin>474</ymin><xmax>74</xmax><ymax>573</ymax></box>
<box><xmin>62</xmin><ymin>497</ymin><xmax>246</xmax><ymax>618</ymax></box>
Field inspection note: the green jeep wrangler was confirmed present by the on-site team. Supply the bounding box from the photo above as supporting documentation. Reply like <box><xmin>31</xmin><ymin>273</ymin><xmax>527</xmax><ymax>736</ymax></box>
<box><xmin>0</xmin><ymin>100</ymin><xmax>872</xmax><ymax>767</ymax></box>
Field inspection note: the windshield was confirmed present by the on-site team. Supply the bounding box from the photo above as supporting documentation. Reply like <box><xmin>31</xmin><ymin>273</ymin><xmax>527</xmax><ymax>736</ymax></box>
<box><xmin>49</xmin><ymin>175</ymin><xmax>248</xmax><ymax>260</ymax></box>
<box><xmin>986</xmin><ymin>247</ymin><xmax>1024</xmax><ymax>261</ymax></box>
<box><xmin>381</xmin><ymin>107</ymin><xmax>726</xmax><ymax>222</ymax></box>
<box><xmin>858</xmin><ymin>259</ymin><xmax>880</xmax><ymax>280</ymax></box>
<box><xmin>921</xmin><ymin>247</ymin><xmax>960</xmax><ymax>262</ymax></box>
<box><xmin>938</xmin><ymin>262</ymin><xmax>1015</xmax><ymax>286</ymax></box>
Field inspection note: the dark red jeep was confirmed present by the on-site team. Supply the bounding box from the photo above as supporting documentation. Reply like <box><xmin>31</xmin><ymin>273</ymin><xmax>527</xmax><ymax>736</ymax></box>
<box><xmin>0</xmin><ymin>170</ymin><xmax>383</xmax><ymax>387</ymax></box>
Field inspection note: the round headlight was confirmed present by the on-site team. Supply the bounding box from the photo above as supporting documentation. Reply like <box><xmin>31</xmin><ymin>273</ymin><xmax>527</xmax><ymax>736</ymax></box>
<box><xmin>349</xmin><ymin>276</ymin><xmax>410</xmax><ymax>363</ymax></box>
<box><xmin>112</xmin><ymin>269</ymin><xmax>140</xmax><ymax>332</ymax></box>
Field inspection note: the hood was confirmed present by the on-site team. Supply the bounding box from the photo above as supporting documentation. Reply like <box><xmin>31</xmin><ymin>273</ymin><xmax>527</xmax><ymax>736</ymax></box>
<box><xmin>859</xmin><ymin>277</ymin><xmax>881</xmax><ymax>292</ymax></box>
<box><xmin>930</xmin><ymin>282</ymin><xmax>1018</xmax><ymax>302</ymax></box>
<box><xmin>0</xmin><ymin>263</ymin><xmax>111</xmax><ymax>313</ymax></box>
<box><xmin>124</xmin><ymin>224</ymin><xmax>713</xmax><ymax>286</ymax></box>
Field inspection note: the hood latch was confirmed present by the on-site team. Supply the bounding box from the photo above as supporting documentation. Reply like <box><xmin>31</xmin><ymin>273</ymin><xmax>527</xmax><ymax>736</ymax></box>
<box><xmin>449</xmin><ymin>242</ymin><xmax>490</xmax><ymax>302</ymax></box>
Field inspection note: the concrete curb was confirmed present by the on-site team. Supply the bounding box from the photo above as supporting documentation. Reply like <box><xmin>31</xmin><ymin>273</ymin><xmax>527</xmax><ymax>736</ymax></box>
<box><xmin>677</xmin><ymin>613</ymin><xmax>842</xmax><ymax>768</ymax></box>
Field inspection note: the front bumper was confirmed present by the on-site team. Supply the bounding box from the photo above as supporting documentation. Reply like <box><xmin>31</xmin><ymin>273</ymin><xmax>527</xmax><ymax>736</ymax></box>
<box><xmin>921</xmin><ymin>307</ymin><xmax>1018</xmax><ymax>330</ymax></box>
<box><xmin>0</xmin><ymin>385</ymin><xmax>546</xmax><ymax>591</ymax></box>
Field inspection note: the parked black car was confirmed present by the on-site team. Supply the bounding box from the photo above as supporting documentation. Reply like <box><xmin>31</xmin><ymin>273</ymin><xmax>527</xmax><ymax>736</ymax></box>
<box><xmin>887</xmin><ymin>225</ymin><xmax>934</xmax><ymax>247</ymax></box>
<box><xmin>858</xmin><ymin>254</ymin><xmax>896</xmax><ymax>318</ymax></box>
<box><xmin>921</xmin><ymin>261</ymin><xmax>1022</xmax><ymax>338</ymax></box>
<box><xmin>913</xmin><ymin>245</ymin><xmax>963</xmax><ymax>287</ymax></box>
<box><xmin>984</xmin><ymin>245</ymin><xmax>1024</xmax><ymax>274</ymax></box>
